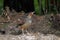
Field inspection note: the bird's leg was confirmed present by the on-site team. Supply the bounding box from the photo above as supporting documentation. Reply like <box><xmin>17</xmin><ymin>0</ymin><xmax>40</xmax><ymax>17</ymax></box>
<box><xmin>25</xmin><ymin>29</ymin><xmax>30</xmax><ymax>35</ymax></box>
<box><xmin>21</xmin><ymin>29</ymin><xmax>25</xmax><ymax>35</ymax></box>
<box><xmin>25</xmin><ymin>30</ymin><xmax>28</xmax><ymax>33</ymax></box>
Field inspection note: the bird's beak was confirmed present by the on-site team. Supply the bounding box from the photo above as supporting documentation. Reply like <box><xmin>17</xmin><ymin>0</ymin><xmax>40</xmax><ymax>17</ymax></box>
<box><xmin>29</xmin><ymin>12</ymin><xmax>34</xmax><ymax>16</ymax></box>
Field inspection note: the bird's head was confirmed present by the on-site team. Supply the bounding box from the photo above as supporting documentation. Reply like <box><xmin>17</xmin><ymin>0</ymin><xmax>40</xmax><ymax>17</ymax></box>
<box><xmin>27</xmin><ymin>12</ymin><xmax>34</xmax><ymax>18</ymax></box>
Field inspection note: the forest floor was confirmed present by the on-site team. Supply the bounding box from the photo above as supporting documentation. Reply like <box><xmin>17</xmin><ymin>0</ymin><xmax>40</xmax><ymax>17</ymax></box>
<box><xmin>0</xmin><ymin>12</ymin><xmax>60</xmax><ymax>40</ymax></box>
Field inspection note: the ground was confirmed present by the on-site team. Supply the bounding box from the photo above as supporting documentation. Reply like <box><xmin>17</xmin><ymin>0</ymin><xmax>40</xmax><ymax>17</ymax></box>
<box><xmin>0</xmin><ymin>11</ymin><xmax>60</xmax><ymax>40</ymax></box>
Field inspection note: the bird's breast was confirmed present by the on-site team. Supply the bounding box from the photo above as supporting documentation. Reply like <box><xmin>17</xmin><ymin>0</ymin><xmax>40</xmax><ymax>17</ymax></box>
<box><xmin>28</xmin><ymin>20</ymin><xmax>32</xmax><ymax>23</ymax></box>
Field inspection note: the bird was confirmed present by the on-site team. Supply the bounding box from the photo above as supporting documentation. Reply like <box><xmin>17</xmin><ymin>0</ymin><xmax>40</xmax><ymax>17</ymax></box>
<box><xmin>5</xmin><ymin>12</ymin><xmax>34</xmax><ymax>35</ymax></box>
<box><xmin>18</xmin><ymin>12</ymin><xmax>34</xmax><ymax>34</ymax></box>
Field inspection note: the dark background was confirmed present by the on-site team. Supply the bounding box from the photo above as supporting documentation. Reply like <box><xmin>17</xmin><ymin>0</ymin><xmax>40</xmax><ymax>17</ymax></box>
<box><xmin>0</xmin><ymin>0</ymin><xmax>60</xmax><ymax>15</ymax></box>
